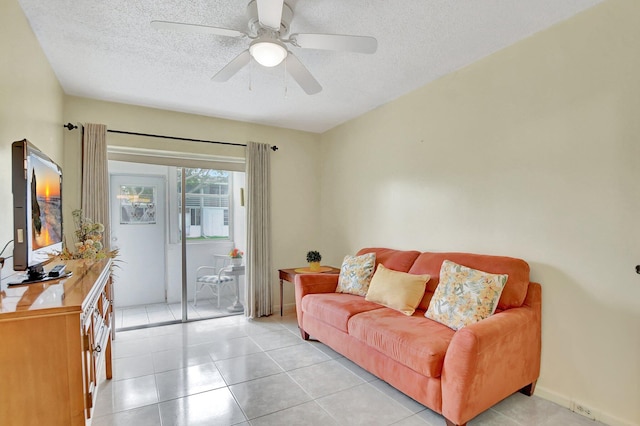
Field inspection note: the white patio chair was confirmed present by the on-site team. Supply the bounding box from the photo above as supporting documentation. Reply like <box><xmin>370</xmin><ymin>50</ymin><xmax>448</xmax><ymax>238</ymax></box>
<box><xmin>194</xmin><ymin>254</ymin><xmax>235</xmax><ymax>307</ymax></box>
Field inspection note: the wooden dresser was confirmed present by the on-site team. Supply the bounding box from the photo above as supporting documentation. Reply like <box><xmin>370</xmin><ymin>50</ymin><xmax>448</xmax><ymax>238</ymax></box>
<box><xmin>0</xmin><ymin>258</ymin><xmax>114</xmax><ymax>426</ymax></box>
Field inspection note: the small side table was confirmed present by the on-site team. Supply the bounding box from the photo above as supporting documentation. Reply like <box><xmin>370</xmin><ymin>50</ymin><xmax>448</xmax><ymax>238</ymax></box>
<box><xmin>221</xmin><ymin>265</ymin><xmax>245</xmax><ymax>313</ymax></box>
<box><xmin>278</xmin><ymin>266</ymin><xmax>340</xmax><ymax>316</ymax></box>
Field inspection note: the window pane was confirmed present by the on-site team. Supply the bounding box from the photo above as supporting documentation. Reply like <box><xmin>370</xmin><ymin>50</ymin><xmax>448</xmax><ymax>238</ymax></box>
<box><xmin>177</xmin><ymin>168</ymin><xmax>230</xmax><ymax>240</ymax></box>
<box><xmin>119</xmin><ymin>185</ymin><xmax>157</xmax><ymax>225</ymax></box>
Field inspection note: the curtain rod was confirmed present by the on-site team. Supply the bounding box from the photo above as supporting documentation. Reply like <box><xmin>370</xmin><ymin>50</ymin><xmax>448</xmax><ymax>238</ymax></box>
<box><xmin>63</xmin><ymin>123</ymin><xmax>278</xmax><ymax>151</ymax></box>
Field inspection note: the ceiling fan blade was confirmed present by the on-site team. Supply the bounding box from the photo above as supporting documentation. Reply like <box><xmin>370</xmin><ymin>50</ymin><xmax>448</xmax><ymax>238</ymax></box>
<box><xmin>256</xmin><ymin>0</ymin><xmax>284</xmax><ymax>31</ymax></box>
<box><xmin>285</xmin><ymin>53</ymin><xmax>322</xmax><ymax>95</ymax></box>
<box><xmin>290</xmin><ymin>33</ymin><xmax>377</xmax><ymax>54</ymax></box>
<box><xmin>151</xmin><ymin>20</ymin><xmax>246</xmax><ymax>39</ymax></box>
<box><xmin>211</xmin><ymin>50</ymin><xmax>251</xmax><ymax>82</ymax></box>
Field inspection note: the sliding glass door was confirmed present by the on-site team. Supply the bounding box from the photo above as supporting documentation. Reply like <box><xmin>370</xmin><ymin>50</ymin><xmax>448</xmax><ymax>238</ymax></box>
<box><xmin>109</xmin><ymin>160</ymin><xmax>246</xmax><ymax>330</ymax></box>
<box><xmin>178</xmin><ymin>168</ymin><xmax>246</xmax><ymax>321</ymax></box>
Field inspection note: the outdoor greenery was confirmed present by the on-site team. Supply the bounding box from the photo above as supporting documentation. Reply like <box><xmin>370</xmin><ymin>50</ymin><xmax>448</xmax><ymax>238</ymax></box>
<box><xmin>177</xmin><ymin>168</ymin><xmax>231</xmax><ymax>240</ymax></box>
<box><xmin>178</xmin><ymin>168</ymin><xmax>229</xmax><ymax>194</ymax></box>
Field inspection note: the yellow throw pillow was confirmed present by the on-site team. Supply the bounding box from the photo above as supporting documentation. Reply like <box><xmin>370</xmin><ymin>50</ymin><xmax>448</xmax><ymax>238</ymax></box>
<box><xmin>425</xmin><ymin>260</ymin><xmax>508</xmax><ymax>330</ymax></box>
<box><xmin>365</xmin><ymin>264</ymin><xmax>430</xmax><ymax>316</ymax></box>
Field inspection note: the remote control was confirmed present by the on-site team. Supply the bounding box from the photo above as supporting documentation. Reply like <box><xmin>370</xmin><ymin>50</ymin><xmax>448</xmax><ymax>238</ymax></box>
<box><xmin>48</xmin><ymin>264</ymin><xmax>66</xmax><ymax>277</ymax></box>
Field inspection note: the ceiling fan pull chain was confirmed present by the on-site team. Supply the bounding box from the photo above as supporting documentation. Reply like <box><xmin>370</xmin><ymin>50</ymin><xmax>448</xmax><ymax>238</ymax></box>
<box><xmin>284</xmin><ymin>59</ymin><xmax>288</xmax><ymax>98</ymax></box>
<box><xmin>249</xmin><ymin>59</ymin><xmax>254</xmax><ymax>92</ymax></box>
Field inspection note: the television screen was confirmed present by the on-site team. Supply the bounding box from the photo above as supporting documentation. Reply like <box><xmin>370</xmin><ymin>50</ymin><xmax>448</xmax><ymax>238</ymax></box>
<box><xmin>12</xmin><ymin>139</ymin><xmax>63</xmax><ymax>274</ymax></box>
<box><xmin>30</xmin><ymin>152</ymin><xmax>63</xmax><ymax>250</ymax></box>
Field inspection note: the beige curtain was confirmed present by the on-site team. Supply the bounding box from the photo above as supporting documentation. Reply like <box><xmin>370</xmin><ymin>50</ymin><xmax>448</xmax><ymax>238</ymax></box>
<box><xmin>245</xmin><ymin>141</ymin><xmax>272</xmax><ymax>318</ymax></box>
<box><xmin>81</xmin><ymin>123</ymin><xmax>111</xmax><ymax>249</ymax></box>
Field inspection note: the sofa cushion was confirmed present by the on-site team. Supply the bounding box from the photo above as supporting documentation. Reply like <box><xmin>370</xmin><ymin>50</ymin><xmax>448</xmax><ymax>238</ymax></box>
<box><xmin>357</xmin><ymin>248</ymin><xmax>421</xmax><ymax>272</ymax></box>
<box><xmin>409</xmin><ymin>252</ymin><xmax>529</xmax><ymax>310</ymax></box>
<box><xmin>348</xmin><ymin>308</ymin><xmax>454</xmax><ymax>378</ymax></box>
<box><xmin>365</xmin><ymin>264</ymin><xmax>430</xmax><ymax>316</ymax></box>
<box><xmin>302</xmin><ymin>293</ymin><xmax>384</xmax><ymax>333</ymax></box>
<box><xmin>425</xmin><ymin>260</ymin><xmax>507</xmax><ymax>331</ymax></box>
<box><xmin>336</xmin><ymin>253</ymin><xmax>377</xmax><ymax>296</ymax></box>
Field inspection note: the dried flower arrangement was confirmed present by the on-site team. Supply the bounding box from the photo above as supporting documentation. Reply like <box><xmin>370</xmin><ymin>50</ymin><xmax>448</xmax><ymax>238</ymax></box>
<box><xmin>59</xmin><ymin>209</ymin><xmax>118</xmax><ymax>261</ymax></box>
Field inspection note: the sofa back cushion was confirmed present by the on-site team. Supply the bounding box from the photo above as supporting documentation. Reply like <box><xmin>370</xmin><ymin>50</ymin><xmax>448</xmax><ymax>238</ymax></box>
<box><xmin>357</xmin><ymin>248</ymin><xmax>421</xmax><ymax>272</ymax></box>
<box><xmin>408</xmin><ymin>252</ymin><xmax>530</xmax><ymax>311</ymax></box>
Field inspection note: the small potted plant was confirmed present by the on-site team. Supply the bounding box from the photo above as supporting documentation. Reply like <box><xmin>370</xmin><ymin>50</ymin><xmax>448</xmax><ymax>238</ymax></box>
<box><xmin>306</xmin><ymin>250</ymin><xmax>322</xmax><ymax>272</ymax></box>
<box><xmin>229</xmin><ymin>248</ymin><xmax>244</xmax><ymax>265</ymax></box>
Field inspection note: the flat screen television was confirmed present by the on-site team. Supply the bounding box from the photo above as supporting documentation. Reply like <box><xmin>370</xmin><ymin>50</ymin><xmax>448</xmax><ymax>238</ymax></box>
<box><xmin>12</xmin><ymin>139</ymin><xmax>63</xmax><ymax>281</ymax></box>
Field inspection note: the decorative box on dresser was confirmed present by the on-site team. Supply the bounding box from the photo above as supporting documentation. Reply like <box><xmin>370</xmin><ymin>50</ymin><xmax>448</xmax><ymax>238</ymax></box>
<box><xmin>0</xmin><ymin>258</ymin><xmax>114</xmax><ymax>426</ymax></box>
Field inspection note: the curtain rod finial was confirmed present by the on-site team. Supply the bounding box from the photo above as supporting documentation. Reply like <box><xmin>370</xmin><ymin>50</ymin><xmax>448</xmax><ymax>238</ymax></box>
<box><xmin>63</xmin><ymin>123</ymin><xmax>78</xmax><ymax>131</ymax></box>
<box><xmin>271</xmin><ymin>145</ymin><xmax>279</xmax><ymax>151</ymax></box>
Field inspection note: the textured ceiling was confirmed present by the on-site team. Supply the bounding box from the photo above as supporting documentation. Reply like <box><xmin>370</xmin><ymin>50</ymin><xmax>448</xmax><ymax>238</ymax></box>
<box><xmin>18</xmin><ymin>0</ymin><xmax>603</xmax><ymax>133</ymax></box>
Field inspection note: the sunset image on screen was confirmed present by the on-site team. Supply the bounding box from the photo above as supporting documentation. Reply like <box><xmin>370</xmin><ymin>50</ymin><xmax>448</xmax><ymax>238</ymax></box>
<box><xmin>34</xmin><ymin>165</ymin><xmax>61</xmax><ymax>199</ymax></box>
<box><xmin>30</xmin><ymin>154</ymin><xmax>62</xmax><ymax>250</ymax></box>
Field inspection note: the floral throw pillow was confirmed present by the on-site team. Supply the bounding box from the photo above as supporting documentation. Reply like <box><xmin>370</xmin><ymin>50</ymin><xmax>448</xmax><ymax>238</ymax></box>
<box><xmin>425</xmin><ymin>260</ymin><xmax>508</xmax><ymax>330</ymax></box>
<box><xmin>336</xmin><ymin>253</ymin><xmax>376</xmax><ymax>296</ymax></box>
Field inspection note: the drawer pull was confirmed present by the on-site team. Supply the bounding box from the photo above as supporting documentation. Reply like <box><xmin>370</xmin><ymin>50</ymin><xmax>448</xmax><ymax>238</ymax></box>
<box><xmin>93</xmin><ymin>344</ymin><xmax>102</xmax><ymax>354</ymax></box>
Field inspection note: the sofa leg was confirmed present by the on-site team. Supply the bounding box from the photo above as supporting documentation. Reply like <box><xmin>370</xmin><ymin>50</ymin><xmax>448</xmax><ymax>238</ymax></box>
<box><xmin>519</xmin><ymin>380</ymin><xmax>537</xmax><ymax>396</ymax></box>
<box><xmin>300</xmin><ymin>329</ymin><xmax>310</xmax><ymax>340</ymax></box>
<box><xmin>444</xmin><ymin>418</ymin><xmax>466</xmax><ymax>426</ymax></box>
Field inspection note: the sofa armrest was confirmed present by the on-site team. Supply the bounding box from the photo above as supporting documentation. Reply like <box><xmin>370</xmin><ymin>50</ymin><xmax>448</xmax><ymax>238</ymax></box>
<box><xmin>294</xmin><ymin>274</ymin><xmax>339</xmax><ymax>331</ymax></box>
<box><xmin>441</xmin><ymin>282</ymin><xmax>541</xmax><ymax>425</ymax></box>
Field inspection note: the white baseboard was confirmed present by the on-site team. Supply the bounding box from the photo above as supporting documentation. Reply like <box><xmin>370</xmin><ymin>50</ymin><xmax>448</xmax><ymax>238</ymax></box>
<box><xmin>273</xmin><ymin>303</ymin><xmax>297</xmax><ymax>315</ymax></box>
<box><xmin>536</xmin><ymin>385</ymin><xmax>636</xmax><ymax>426</ymax></box>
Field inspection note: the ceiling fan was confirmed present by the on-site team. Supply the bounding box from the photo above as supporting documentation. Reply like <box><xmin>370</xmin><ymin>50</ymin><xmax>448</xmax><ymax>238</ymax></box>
<box><xmin>151</xmin><ymin>0</ymin><xmax>377</xmax><ymax>95</ymax></box>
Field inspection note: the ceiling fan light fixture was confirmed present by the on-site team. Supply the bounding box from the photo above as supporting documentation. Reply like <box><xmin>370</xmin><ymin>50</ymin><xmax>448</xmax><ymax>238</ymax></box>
<box><xmin>250</xmin><ymin>40</ymin><xmax>287</xmax><ymax>67</ymax></box>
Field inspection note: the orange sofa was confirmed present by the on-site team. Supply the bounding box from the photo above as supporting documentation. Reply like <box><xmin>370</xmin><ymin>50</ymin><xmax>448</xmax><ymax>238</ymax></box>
<box><xmin>294</xmin><ymin>248</ymin><xmax>541</xmax><ymax>426</ymax></box>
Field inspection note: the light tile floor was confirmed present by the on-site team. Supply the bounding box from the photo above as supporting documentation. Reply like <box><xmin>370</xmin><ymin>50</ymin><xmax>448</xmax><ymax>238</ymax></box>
<box><xmin>93</xmin><ymin>313</ymin><xmax>608</xmax><ymax>426</ymax></box>
<box><xmin>115</xmin><ymin>293</ymin><xmax>241</xmax><ymax>330</ymax></box>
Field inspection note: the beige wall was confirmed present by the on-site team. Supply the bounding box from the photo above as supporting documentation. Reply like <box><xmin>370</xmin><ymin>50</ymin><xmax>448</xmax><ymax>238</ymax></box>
<box><xmin>0</xmin><ymin>0</ymin><xmax>65</xmax><ymax>272</ymax></box>
<box><xmin>63</xmin><ymin>96</ymin><xmax>322</xmax><ymax>312</ymax></box>
<box><xmin>319</xmin><ymin>1</ymin><xmax>639</xmax><ymax>424</ymax></box>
